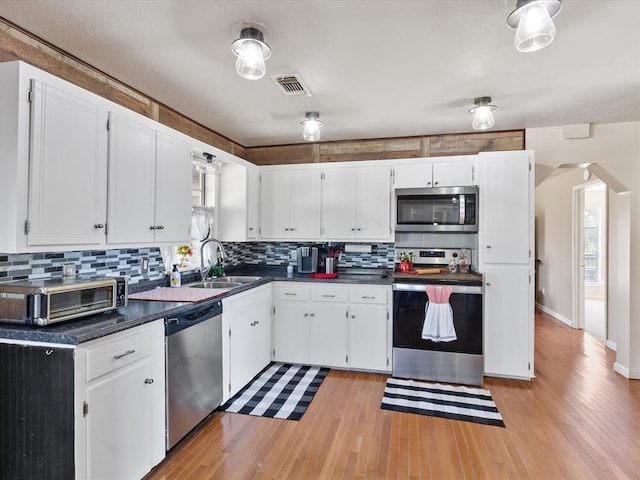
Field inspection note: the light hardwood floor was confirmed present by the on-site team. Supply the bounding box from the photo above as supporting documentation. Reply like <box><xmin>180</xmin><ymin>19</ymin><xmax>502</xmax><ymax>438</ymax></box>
<box><xmin>144</xmin><ymin>311</ymin><xmax>640</xmax><ymax>479</ymax></box>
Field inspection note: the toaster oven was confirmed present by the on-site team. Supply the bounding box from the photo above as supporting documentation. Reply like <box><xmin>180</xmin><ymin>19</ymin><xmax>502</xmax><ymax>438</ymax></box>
<box><xmin>0</xmin><ymin>277</ymin><xmax>128</xmax><ymax>326</ymax></box>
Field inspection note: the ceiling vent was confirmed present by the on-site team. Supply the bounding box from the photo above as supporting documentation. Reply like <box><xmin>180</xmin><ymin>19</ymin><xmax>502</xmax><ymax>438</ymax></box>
<box><xmin>271</xmin><ymin>74</ymin><xmax>312</xmax><ymax>97</ymax></box>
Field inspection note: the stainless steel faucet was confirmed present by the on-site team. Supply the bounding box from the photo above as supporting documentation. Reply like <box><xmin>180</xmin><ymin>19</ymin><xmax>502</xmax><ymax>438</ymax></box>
<box><xmin>200</xmin><ymin>238</ymin><xmax>226</xmax><ymax>281</ymax></box>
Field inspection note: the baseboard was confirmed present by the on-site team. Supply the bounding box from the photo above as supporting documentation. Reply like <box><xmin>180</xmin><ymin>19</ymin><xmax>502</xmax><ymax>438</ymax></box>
<box><xmin>606</xmin><ymin>339</ymin><xmax>617</xmax><ymax>351</ymax></box>
<box><xmin>535</xmin><ymin>303</ymin><xmax>573</xmax><ymax>327</ymax></box>
<box><xmin>614</xmin><ymin>362</ymin><xmax>630</xmax><ymax>378</ymax></box>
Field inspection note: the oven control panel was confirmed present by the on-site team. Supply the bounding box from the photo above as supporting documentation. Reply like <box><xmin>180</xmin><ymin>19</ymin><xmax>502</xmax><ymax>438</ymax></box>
<box><xmin>394</xmin><ymin>247</ymin><xmax>472</xmax><ymax>267</ymax></box>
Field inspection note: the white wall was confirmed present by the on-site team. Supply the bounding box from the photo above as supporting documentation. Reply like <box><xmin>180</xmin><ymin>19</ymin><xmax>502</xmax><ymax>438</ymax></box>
<box><xmin>528</xmin><ymin>122</ymin><xmax>640</xmax><ymax>378</ymax></box>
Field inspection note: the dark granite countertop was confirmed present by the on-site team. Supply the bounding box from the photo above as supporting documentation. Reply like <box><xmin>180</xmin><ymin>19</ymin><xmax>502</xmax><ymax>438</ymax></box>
<box><xmin>0</xmin><ymin>265</ymin><xmax>482</xmax><ymax>346</ymax></box>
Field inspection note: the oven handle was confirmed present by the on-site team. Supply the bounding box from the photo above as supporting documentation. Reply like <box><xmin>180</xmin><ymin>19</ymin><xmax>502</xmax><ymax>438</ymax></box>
<box><xmin>392</xmin><ymin>283</ymin><xmax>482</xmax><ymax>294</ymax></box>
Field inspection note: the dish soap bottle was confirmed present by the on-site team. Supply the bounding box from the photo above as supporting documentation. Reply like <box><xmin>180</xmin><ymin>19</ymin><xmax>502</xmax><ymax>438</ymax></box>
<box><xmin>170</xmin><ymin>264</ymin><xmax>181</xmax><ymax>287</ymax></box>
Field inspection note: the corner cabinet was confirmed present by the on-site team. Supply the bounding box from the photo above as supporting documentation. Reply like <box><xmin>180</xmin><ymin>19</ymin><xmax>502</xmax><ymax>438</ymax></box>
<box><xmin>106</xmin><ymin>113</ymin><xmax>192</xmax><ymax>246</ymax></box>
<box><xmin>478</xmin><ymin>151</ymin><xmax>534</xmax><ymax>380</ymax></box>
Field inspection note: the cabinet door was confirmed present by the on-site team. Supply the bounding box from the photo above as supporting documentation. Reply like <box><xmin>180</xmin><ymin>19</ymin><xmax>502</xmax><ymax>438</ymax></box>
<box><xmin>356</xmin><ymin>166</ymin><xmax>391</xmax><ymax>240</ymax></box>
<box><xmin>273</xmin><ymin>302</ymin><xmax>310</xmax><ymax>364</ymax></box>
<box><xmin>480</xmin><ymin>152</ymin><xmax>532</xmax><ymax>264</ymax></box>
<box><xmin>260</xmin><ymin>170</ymin><xmax>290</xmax><ymax>239</ymax></box>
<box><xmin>230</xmin><ymin>302</ymin><xmax>272</xmax><ymax>397</ymax></box>
<box><xmin>309</xmin><ymin>303</ymin><xmax>348</xmax><ymax>368</ymax></box>
<box><xmin>247</xmin><ymin>166</ymin><xmax>260</xmax><ymax>239</ymax></box>
<box><xmin>106</xmin><ymin>113</ymin><xmax>156</xmax><ymax>244</ymax></box>
<box><xmin>483</xmin><ymin>265</ymin><xmax>532</xmax><ymax>379</ymax></box>
<box><xmin>322</xmin><ymin>167</ymin><xmax>357</xmax><ymax>239</ymax></box>
<box><xmin>28</xmin><ymin>80</ymin><xmax>107</xmax><ymax>246</ymax></box>
<box><xmin>393</xmin><ymin>163</ymin><xmax>433</xmax><ymax>188</ymax></box>
<box><xmin>289</xmin><ymin>169</ymin><xmax>322</xmax><ymax>239</ymax></box>
<box><xmin>349</xmin><ymin>304</ymin><xmax>389</xmax><ymax>371</ymax></box>
<box><xmin>154</xmin><ymin>131</ymin><xmax>192</xmax><ymax>244</ymax></box>
<box><xmin>433</xmin><ymin>160</ymin><xmax>477</xmax><ymax>187</ymax></box>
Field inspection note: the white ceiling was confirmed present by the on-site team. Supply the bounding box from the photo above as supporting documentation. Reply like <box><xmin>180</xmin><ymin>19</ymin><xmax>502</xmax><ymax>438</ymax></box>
<box><xmin>1</xmin><ymin>0</ymin><xmax>639</xmax><ymax>148</ymax></box>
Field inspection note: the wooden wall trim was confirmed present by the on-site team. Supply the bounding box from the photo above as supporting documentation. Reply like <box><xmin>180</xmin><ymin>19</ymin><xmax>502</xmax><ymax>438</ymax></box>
<box><xmin>245</xmin><ymin>130</ymin><xmax>525</xmax><ymax>166</ymax></box>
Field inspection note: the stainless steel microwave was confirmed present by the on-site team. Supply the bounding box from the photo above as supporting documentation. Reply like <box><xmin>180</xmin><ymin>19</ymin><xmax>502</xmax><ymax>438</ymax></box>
<box><xmin>395</xmin><ymin>186</ymin><xmax>479</xmax><ymax>233</ymax></box>
<box><xmin>0</xmin><ymin>277</ymin><xmax>128</xmax><ymax>326</ymax></box>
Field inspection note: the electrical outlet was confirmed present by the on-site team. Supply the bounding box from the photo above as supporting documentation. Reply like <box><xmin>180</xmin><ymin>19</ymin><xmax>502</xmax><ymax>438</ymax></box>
<box><xmin>62</xmin><ymin>263</ymin><xmax>76</xmax><ymax>278</ymax></box>
<box><xmin>291</xmin><ymin>250</ymin><xmax>297</xmax><ymax>261</ymax></box>
<box><xmin>141</xmin><ymin>256</ymin><xmax>149</xmax><ymax>274</ymax></box>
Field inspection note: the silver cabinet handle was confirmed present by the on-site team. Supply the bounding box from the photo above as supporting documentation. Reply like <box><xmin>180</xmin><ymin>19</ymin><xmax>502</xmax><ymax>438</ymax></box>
<box><xmin>486</xmin><ymin>282</ymin><xmax>491</xmax><ymax>286</ymax></box>
<box><xmin>486</xmin><ymin>245</ymin><xmax>492</xmax><ymax>248</ymax></box>
<box><xmin>351</xmin><ymin>315</ymin><xmax>356</xmax><ymax>318</ymax></box>
<box><xmin>94</xmin><ymin>223</ymin><xmax>104</xmax><ymax>229</ymax></box>
<box><xmin>310</xmin><ymin>313</ymin><xmax>315</xmax><ymax>317</ymax></box>
<box><xmin>149</xmin><ymin>225</ymin><xmax>156</xmax><ymax>230</ymax></box>
<box><xmin>357</xmin><ymin>228</ymin><xmax>362</xmax><ymax>231</ymax></box>
<box><xmin>362</xmin><ymin>296</ymin><xmax>375</xmax><ymax>299</ymax></box>
<box><xmin>427</xmin><ymin>181</ymin><xmax>432</xmax><ymax>186</ymax></box>
<box><xmin>351</xmin><ymin>228</ymin><xmax>356</xmax><ymax>231</ymax></box>
<box><xmin>157</xmin><ymin>225</ymin><xmax>164</xmax><ymax>230</ymax></box>
<box><xmin>113</xmin><ymin>349</ymin><xmax>135</xmax><ymax>360</ymax></box>
<box><xmin>284</xmin><ymin>292</ymin><xmax>297</xmax><ymax>296</ymax></box>
<box><xmin>304</xmin><ymin>313</ymin><xmax>309</xmax><ymax>317</ymax></box>
<box><xmin>248</xmin><ymin>227</ymin><xmax>254</xmax><ymax>231</ymax></box>
<box><xmin>144</xmin><ymin>378</ymin><xmax>154</xmax><ymax>384</ymax></box>
<box><xmin>290</xmin><ymin>227</ymin><xmax>296</xmax><ymax>231</ymax></box>
<box><xmin>322</xmin><ymin>295</ymin><xmax>335</xmax><ymax>298</ymax></box>
<box><xmin>434</xmin><ymin>181</ymin><xmax>439</xmax><ymax>185</ymax></box>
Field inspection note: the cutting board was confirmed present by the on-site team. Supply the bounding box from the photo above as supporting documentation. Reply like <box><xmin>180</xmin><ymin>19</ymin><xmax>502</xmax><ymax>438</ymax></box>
<box><xmin>129</xmin><ymin>286</ymin><xmax>230</xmax><ymax>302</ymax></box>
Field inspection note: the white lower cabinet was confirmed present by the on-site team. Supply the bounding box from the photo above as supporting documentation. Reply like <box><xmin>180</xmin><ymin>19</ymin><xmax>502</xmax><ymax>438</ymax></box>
<box><xmin>75</xmin><ymin>320</ymin><xmax>165</xmax><ymax>480</ymax></box>
<box><xmin>272</xmin><ymin>282</ymin><xmax>391</xmax><ymax>371</ymax></box>
<box><xmin>222</xmin><ymin>284</ymin><xmax>272</xmax><ymax>401</ymax></box>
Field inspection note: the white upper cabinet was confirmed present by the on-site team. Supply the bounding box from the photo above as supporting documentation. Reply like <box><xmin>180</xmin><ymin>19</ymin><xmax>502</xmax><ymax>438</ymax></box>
<box><xmin>259</xmin><ymin>167</ymin><xmax>322</xmax><ymax>240</ymax></box>
<box><xmin>393</xmin><ymin>156</ymin><xmax>478</xmax><ymax>189</ymax></box>
<box><xmin>27</xmin><ymin>79</ymin><xmax>108</xmax><ymax>247</ymax></box>
<box><xmin>107</xmin><ymin>113</ymin><xmax>192</xmax><ymax>246</ymax></box>
<box><xmin>322</xmin><ymin>164</ymin><xmax>392</xmax><ymax>241</ymax></box>
<box><xmin>219</xmin><ymin>162</ymin><xmax>260</xmax><ymax>241</ymax></box>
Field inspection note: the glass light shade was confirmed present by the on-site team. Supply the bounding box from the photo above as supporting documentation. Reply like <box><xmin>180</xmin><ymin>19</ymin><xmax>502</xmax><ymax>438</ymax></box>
<box><xmin>235</xmin><ymin>39</ymin><xmax>266</xmax><ymax>80</ymax></box>
<box><xmin>472</xmin><ymin>106</ymin><xmax>495</xmax><ymax>130</ymax></box>
<box><xmin>514</xmin><ymin>2</ymin><xmax>556</xmax><ymax>52</ymax></box>
<box><xmin>302</xmin><ymin>119</ymin><xmax>322</xmax><ymax>141</ymax></box>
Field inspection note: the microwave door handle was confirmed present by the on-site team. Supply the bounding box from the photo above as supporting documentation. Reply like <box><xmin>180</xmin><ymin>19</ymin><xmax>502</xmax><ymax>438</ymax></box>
<box><xmin>459</xmin><ymin>194</ymin><xmax>466</xmax><ymax>225</ymax></box>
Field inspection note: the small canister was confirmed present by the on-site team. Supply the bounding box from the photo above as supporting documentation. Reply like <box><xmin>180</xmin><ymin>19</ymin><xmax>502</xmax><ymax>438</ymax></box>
<box><xmin>325</xmin><ymin>257</ymin><xmax>336</xmax><ymax>274</ymax></box>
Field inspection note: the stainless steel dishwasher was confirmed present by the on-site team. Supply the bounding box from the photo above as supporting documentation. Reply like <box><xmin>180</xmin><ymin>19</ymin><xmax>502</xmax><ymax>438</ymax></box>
<box><xmin>165</xmin><ymin>300</ymin><xmax>223</xmax><ymax>450</ymax></box>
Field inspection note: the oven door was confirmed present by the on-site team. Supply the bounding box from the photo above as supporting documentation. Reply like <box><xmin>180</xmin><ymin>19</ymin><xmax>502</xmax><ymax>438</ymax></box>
<box><xmin>392</xmin><ymin>283</ymin><xmax>483</xmax><ymax>385</ymax></box>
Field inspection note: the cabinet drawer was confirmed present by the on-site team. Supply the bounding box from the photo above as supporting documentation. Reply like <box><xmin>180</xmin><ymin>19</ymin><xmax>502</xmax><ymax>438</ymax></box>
<box><xmin>85</xmin><ymin>328</ymin><xmax>151</xmax><ymax>382</ymax></box>
<box><xmin>226</xmin><ymin>284</ymin><xmax>271</xmax><ymax>315</ymax></box>
<box><xmin>310</xmin><ymin>285</ymin><xmax>348</xmax><ymax>303</ymax></box>
<box><xmin>273</xmin><ymin>284</ymin><xmax>309</xmax><ymax>301</ymax></box>
<box><xmin>349</xmin><ymin>287</ymin><xmax>388</xmax><ymax>304</ymax></box>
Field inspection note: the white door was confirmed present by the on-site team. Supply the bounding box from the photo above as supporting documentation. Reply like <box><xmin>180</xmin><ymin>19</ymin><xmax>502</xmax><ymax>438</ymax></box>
<box><xmin>273</xmin><ymin>302</ymin><xmax>310</xmax><ymax>364</ymax></box>
<box><xmin>481</xmin><ymin>152</ymin><xmax>531</xmax><ymax>264</ymax></box>
<box><xmin>483</xmin><ymin>265</ymin><xmax>532</xmax><ymax>378</ymax></box>
<box><xmin>322</xmin><ymin>167</ymin><xmax>357</xmax><ymax>239</ymax></box>
<box><xmin>349</xmin><ymin>303</ymin><xmax>388</xmax><ymax>371</ymax></box>
<box><xmin>309</xmin><ymin>303</ymin><xmax>348</xmax><ymax>367</ymax></box>
<box><xmin>154</xmin><ymin>131</ymin><xmax>192</xmax><ymax>244</ymax></box>
<box><xmin>107</xmin><ymin>113</ymin><xmax>156</xmax><ymax>244</ymax></box>
<box><xmin>393</xmin><ymin>162</ymin><xmax>433</xmax><ymax>188</ymax></box>
<box><xmin>28</xmin><ymin>80</ymin><xmax>108</xmax><ymax>246</ymax></box>
<box><xmin>289</xmin><ymin>169</ymin><xmax>322</xmax><ymax>239</ymax></box>
<box><xmin>260</xmin><ymin>170</ymin><xmax>290</xmax><ymax>239</ymax></box>
<box><xmin>356</xmin><ymin>166</ymin><xmax>391</xmax><ymax>240</ymax></box>
<box><xmin>246</xmin><ymin>166</ymin><xmax>260</xmax><ymax>239</ymax></box>
<box><xmin>433</xmin><ymin>160</ymin><xmax>477</xmax><ymax>187</ymax></box>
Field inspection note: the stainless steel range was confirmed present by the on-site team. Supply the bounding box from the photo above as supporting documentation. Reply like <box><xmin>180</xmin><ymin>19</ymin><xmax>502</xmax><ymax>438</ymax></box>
<box><xmin>392</xmin><ymin>248</ymin><xmax>484</xmax><ymax>386</ymax></box>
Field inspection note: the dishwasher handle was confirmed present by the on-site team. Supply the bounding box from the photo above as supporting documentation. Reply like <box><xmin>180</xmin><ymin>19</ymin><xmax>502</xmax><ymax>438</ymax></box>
<box><xmin>392</xmin><ymin>283</ymin><xmax>482</xmax><ymax>294</ymax></box>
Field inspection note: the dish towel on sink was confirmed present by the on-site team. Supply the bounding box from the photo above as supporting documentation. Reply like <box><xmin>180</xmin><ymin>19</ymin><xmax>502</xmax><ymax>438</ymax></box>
<box><xmin>421</xmin><ymin>285</ymin><xmax>456</xmax><ymax>342</ymax></box>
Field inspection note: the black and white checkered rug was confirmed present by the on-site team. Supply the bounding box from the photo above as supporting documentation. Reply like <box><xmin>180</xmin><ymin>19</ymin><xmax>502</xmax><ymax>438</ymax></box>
<box><xmin>381</xmin><ymin>377</ymin><xmax>506</xmax><ymax>427</ymax></box>
<box><xmin>220</xmin><ymin>363</ymin><xmax>329</xmax><ymax>420</ymax></box>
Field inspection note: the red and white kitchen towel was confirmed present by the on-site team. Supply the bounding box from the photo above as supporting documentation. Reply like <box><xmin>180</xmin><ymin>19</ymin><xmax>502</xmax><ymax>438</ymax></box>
<box><xmin>422</xmin><ymin>285</ymin><xmax>457</xmax><ymax>342</ymax></box>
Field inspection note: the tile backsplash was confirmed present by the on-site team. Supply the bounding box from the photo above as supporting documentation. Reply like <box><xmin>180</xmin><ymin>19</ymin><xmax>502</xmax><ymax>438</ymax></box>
<box><xmin>0</xmin><ymin>242</ymin><xmax>395</xmax><ymax>284</ymax></box>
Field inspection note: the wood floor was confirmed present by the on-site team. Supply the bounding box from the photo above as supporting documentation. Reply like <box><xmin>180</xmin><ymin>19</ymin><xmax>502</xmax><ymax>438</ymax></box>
<box><xmin>144</xmin><ymin>311</ymin><xmax>640</xmax><ymax>480</ymax></box>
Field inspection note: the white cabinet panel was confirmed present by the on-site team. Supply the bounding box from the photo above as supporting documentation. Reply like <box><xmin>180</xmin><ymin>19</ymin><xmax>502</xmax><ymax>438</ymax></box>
<box><xmin>483</xmin><ymin>265</ymin><xmax>532</xmax><ymax>379</ymax></box>
<box><xmin>393</xmin><ymin>157</ymin><xmax>477</xmax><ymax>189</ymax></box>
<box><xmin>349</xmin><ymin>303</ymin><xmax>389</xmax><ymax>371</ymax></box>
<box><xmin>432</xmin><ymin>160</ymin><xmax>477</xmax><ymax>187</ymax></box>
<box><xmin>356</xmin><ymin>166</ymin><xmax>392</xmax><ymax>240</ymax></box>
<box><xmin>27</xmin><ymin>80</ymin><xmax>108</xmax><ymax>247</ymax></box>
<box><xmin>322</xmin><ymin>167</ymin><xmax>357</xmax><ymax>238</ymax></box>
<box><xmin>393</xmin><ymin>162</ymin><xmax>433</xmax><ymax>188</ymax></box>
<box><xmin>309</xmin><ymin>303</ymin><xmax>348</xmax><ymax>368</ymax></box>
<box><xmin>273</xmin><ymin>302</ymin><xmax>310</xmax><ymax>364</ymax></box>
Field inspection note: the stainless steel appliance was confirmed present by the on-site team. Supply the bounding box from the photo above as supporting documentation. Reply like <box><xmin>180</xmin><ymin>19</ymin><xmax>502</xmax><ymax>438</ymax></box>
<box><xmin>296</xmin><ymin>246</ymin><xmax>318</xmax><ymax>273</ymax></box>
<box><xmin>0</xmin><ymin>277</ymin><xmax>127</xmax><ymax>326</ymax></box>
<box><xmin>165</xmin><ymin>300</ymin><xmax>223</xmax><ymax>450</ymax></box>
<box><xmin>392</xmin><ymin>248</ymin><xmax>483</xmax><ymax>386</ymax></box>
<box><xmin>395</xmin><ymin>186</ymin><xmax>479</xmax><ymax>233</ymax></box>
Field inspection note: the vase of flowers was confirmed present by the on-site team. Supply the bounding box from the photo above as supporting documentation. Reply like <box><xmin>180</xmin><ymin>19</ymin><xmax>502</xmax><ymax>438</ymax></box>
<box><xmin>397</xmin><ymin>251</ymin><xmax>415</xmax><ymax>272</ymax></box>
<box><xmin>176</xmin><ymin>245</ymin><xmax>193</xmax><ymax>268</ymax></box>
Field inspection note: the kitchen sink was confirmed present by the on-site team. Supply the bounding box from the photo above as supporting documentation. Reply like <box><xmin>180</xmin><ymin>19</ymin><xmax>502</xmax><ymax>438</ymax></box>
<box><xmin>212</xmin><ymin>276</ymin><xmax>263</xmax><ymax>283</ymax></box>
<box><xmin>188</xmin><ymin>281</ymin><xmax>243</xmax><ymax>289</ymax></box>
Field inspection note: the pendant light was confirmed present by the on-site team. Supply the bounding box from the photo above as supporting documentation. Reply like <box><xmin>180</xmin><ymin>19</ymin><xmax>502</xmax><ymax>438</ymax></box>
<box><xmin>301</xmin><ymin>112</ymin><xmax>324</xmax><ymax>142</ymax></box>
<box><xmin>507</xmin><ymin>0</ymin><xmax>562</xmax><ymax>53</ymax></box>
<box><xmin>468</xmin><ymin>97</ymin><xmax>497</xmax><ymax>131</ymax></box>
<box><xmin>231</xmin><ymin>26</ymin><xmax>271</xmax><ymax>80</ymax></box>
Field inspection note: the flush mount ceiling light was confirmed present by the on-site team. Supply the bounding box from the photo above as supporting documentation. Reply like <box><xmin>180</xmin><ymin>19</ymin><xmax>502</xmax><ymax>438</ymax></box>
<box><xmin>301</xmin><ymin>112</ymin><xmax>324</xmax><ymax>142</ymax></box>
<box><xmin>507</xmin><ymin>0</ymin><xmax>562</xmax><ymax>53</ymax></box>
<box><xmin>231</xmin><ymin>26</ymin><xmax>271</xmax><ymax>80</ymax></box>
<box><xmin>468</xmin><ymin>97</ymin><xmax>497</xmax><ymax>131</ymax></box>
